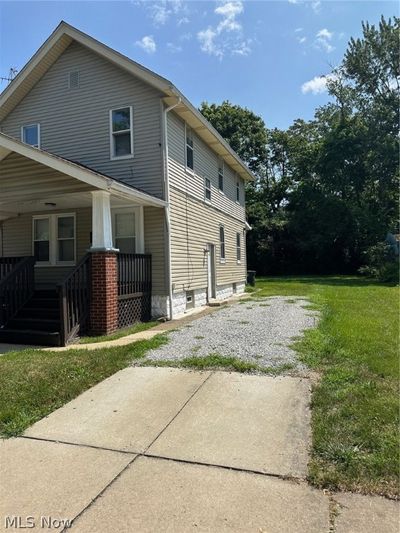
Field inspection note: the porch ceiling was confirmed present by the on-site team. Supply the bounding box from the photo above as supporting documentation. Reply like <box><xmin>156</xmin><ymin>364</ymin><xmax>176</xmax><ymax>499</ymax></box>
<box><xmin>0</xmin><ymin>133</ymin><xmax>166</xmax><ymax>221</ymax></box>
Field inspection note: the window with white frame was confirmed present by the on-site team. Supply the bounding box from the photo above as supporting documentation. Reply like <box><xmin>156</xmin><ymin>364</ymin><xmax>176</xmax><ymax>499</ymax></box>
<box><xmin>33</xmin><ymin>217</ymin><xmax>50</xmax><ymax>263</ymax></box>
<box><xmin>236</xmin><ymin>232</ymin><xmax>241</xmax><ymax>262</ymax></box>
<box><xmin>219</xmin><ymin>225</ymin><xmax>225</xmax><ymax>261</ymax></box>
<box><xmin>205</xmin><ymin>177</ymin><xmax>211</xmax><ymax>202</ymax></box>
<box><xmin>236</xmin><ymin>180</ymin><xmax>240</xmax><ymax>203</ymax></box>
<box><xmin>33</xmin><ymin>214</ymin><xmax>75</xmax><ymax>265</ymax></box>
<box><xmin>218</xmin><ymin>158</ymin><xmax>224</xmax><ymax>192</ymax></box>
<box><xmin>186</xmin><ymin>126</ymin><xmax>194</xmax><ymax>171</ymax></box>
<box><xmin>114</xmin><ymin>211</ymin><xmax>136</xmax><ymax>253</ymax></box>
<box><xmin>110</xmin><ymin>107</ymin><xmax>133</xmax><ymax>159</ymax></box>
<box><xmin>57</xmin><ymin>216</ymin><xmax>75</xmax><ymax>263</ymax></box>
<box><xmin>21</xmin><ymin>124</ymin><xmax>40</xmax><ymax>147</ymax></box>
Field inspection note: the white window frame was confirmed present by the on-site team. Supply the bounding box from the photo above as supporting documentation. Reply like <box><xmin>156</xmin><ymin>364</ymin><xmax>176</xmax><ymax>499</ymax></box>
<box><xmin>219</xmin><ymin>225</ymin><xmax>226</xmax><ymax>263</ymax></box>
<box><xmin>205</xmin><ymin>177</ymin><xmax>212</xmax><ymax>203</ymax></box>
<box><xmin>32</xmin><ymin>213</ymin><xmax>76</xmax><ymax>267</ymax></box>
<box><xmin>218</xmin><ymin>158</ymin><xmax>224</xmax><ymax>193</ymax></box>
<box><xmin>111</xmin><ymin>207</ymin><xmax>144</xmax><ymax>254</ymax></box>
<box><xmin>185</xmin><ymin>124</ymin><xmax>194</xmax><ymax>173</ymax></box>
<box><xmin>21</xmin><ymin>123</ymin><xmax>40</xmax><ymax>148</ymax></box>
<box><xmin>236</xmin><ymin>232</ymin><xmax>241</xmax><ymax>263</ymax></box>
<box><xmin>109</xmin><ymin>106</ymin><xmax>134</xmax><ymax>161</ymax></box>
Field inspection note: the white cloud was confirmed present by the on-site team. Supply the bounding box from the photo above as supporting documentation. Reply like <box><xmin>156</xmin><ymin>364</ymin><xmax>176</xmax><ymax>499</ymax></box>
<box><xmin>144</xmin><ymin>0</ymin><xmax>188</xmax><ymax>27</ymax></box>
<box><xmin>135</xmin><ymin>35</ymin><xmax>156</xmax><ymax>54</ymax></box>
<box><xmin>197</xmin><ymin>1</ymin><xmax>250</xmax><ymax>59</ymax></box>
<box><xmin>311</xmin><ymin>0</ymin><xmax>321</xmax><ymax>13</ymax></box>
<box><xmin>317</xmin><ymin>28</ymin><xmax>333</xmax><ymax>40</ymax></box>
<box><xmin>301</xmin><ymin>73</ymin><xmax>335</xmax><ymax>94</ymax></box>
<box><xmin>298</xmin><ymin>36</ymin><xmax>307</xmax><ymax>44</ymax></box>
<box><xmin>315</xmin><ymin>28</ymin><xmax>335</xmax><ymax>53</ymax></box>
<box><xmin>288</xmin><ymin>0</ymin><xmax>299</xmax><ymax>4</ymax></box>
<box><xmin>167</xmin><ymin>42</ymin><xmax>183</xmax><ymax>53</ymax></box>
<box><xmin>295</xmin><ymin>27</ymin><xmax>303</xmax><ymax>33</ymax></box>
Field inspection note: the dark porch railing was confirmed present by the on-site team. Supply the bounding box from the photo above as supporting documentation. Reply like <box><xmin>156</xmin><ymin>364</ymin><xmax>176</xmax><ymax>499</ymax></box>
<box><xmin>117</xmin><ymin>253</ymin><xmax>152</xmax><ymax>327</ymax></box>
<box><xmin>0</xmin><ymin>256</ymin><xmax>35</xmax><ymax>327</ymax></box>
<box><xmin>58</xmin><ymin>254</ymin><xmax>91</xmax><ymax>345</ymax></box>
<box><xmin>0</xmin><ymin>257</ymin><xmax>25</xmax><ymax>280</ymax></box>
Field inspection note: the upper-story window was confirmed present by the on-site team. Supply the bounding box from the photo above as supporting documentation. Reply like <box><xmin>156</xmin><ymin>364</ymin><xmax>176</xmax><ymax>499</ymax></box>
<box><xmin>219</xmin><ymin>225</ymin><xmax>226</xmax><ymax>262</ymax></box>
<box><xmin>218</xmin><ymin>158</ymin><xmax>224</xmax><ymax>192</ymax></box>
<box><xmin>186</xmin><ymin>127</ymin><xmax>194</xmax><ymax>171</ymax></box>
<box><xmin>21</xmin><ymin>124</ymin><xmax>40</xmax><ymax>148</ymax></box>
<box><xmin>236</xmin><ymin>180</ymin><xmax>240</xmax><ymax>203</ymax></box>
<box><xmin>110</xmin><ymin>107</ymin><xmax>133</xmax><ymax>159</ymax></box>
<box><xmin>205</xmin><ymin>177</ymin><xmax>211</xmax><ymax>202</ymax></box>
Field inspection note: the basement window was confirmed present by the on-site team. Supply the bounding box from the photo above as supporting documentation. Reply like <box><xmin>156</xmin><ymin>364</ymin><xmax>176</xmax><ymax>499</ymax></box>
<box><xmin>21</xmin><ymin>124</ymin><xmax>40</xmax><ymax>148</ymax></box>
<box><xmin>110</xmin><ymin>106</ymin><xmax>134</xmax><ymax>159</ymax></box>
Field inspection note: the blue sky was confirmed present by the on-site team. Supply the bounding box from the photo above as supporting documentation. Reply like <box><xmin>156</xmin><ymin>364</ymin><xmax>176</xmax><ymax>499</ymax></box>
<box><xmin>0</xmin><ymin>1</ymin><xmax>397</xmax><ymax>129</ymax></box>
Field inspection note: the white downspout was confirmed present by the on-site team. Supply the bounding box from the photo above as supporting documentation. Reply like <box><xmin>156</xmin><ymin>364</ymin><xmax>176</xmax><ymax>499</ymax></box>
<box><xmin>162</xmin><ymin>97</ymin><xmax>181</xmax><ymax>320</ymax></box>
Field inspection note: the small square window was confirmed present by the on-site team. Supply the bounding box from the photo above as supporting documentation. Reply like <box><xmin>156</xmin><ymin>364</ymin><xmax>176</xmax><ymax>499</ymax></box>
<box><xmin>22</xmin><ymin>124</ymin><xmax>40</xmax><ymax>147</ymax></box>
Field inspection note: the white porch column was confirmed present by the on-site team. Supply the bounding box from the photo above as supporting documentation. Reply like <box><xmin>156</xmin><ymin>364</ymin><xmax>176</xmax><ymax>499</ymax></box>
<box><xmin>90</xmin><ymin>190</ymin><xmax>117</xmax><ymax>251</ymax></box>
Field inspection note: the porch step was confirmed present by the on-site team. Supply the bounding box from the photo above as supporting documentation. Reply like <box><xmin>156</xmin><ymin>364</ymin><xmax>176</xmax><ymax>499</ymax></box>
<box><xmin>207</xmin><ymin>299</ymin><xmax>227</xmax><ymax>307</ymax></box>
<box><xmin>0</xmin><ymin>328</ymin><xmax>61</xmax><ymax>347</ymax></box>
<box><xmin>27</xmin><ymin>297</ymin><xmax>59</xmax><ymax>309</ymax></box>
<box><xmin>18</xmin><ymin>307</ymin><xmax>59</xmax><ymax>320</ymax></box>
<box><xmin>7</xmin><ymin>318</ymin><xmax>60</xmax><ymax>332</ymax></box>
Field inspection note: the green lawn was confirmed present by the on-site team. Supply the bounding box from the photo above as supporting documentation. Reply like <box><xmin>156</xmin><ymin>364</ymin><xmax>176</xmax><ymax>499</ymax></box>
<box><xmin>253</xmin><ymin>276</ymin><xmax>399</xmax><ymax>498</ymax></box>
<box><xmin>79</xmin><ymin>320</ymin><xmax>158</xmax><ymax>344</ymax></box>
<box><xmin>0</xmin><ymin>335</ymin><xmax>167</xmax><ymax>437</ymax></box>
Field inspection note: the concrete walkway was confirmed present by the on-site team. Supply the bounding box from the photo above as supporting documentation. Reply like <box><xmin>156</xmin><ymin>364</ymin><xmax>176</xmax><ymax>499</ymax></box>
<box><xmin>1</xmin><ymin>367</ymin><xmax>398</xmax><ymax>532</ymax></box>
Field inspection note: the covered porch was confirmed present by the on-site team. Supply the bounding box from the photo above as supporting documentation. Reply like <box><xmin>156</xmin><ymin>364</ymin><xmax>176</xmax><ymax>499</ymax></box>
<box><xmin>0</xmin><ymin>133</ymin><xmax>166</xmax><ymax>346</ymax></box>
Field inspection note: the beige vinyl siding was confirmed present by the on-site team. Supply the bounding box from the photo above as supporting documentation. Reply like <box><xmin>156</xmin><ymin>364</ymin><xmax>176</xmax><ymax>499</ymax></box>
<box><xmin>144</xmin><ymin>206</ymin><xmax>167</xmax><ymax>295</ymax></box>
<box><xmin>0</xmin><ymin>153</ymin><xmax>93</xmax><ymax>203</ymax></box>
<box><xmin>167</xmin><ymin>111</ymin><xmax>246</xmax><ymax>222</ymax></box>
<box><xmin>1</xmin><ymin>207</ymin><xmax>91</xmax><ymax>285</ymax></box>
<box><xmin>170</xmin><ymin>187</ymin><xmax>246</xmax><ymax>292</ymax></box>
<box><xmin>1</xmin><ymin>41</ymin><xmax>164</xmax><ymax>198</ymax></box>
<box><xmin>1</xmin><ymin>205</ymin><xmax>167</xmax><ymax>290</ymax></box>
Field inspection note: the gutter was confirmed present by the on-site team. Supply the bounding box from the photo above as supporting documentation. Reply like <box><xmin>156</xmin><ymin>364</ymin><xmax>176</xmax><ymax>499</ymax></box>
<box><xmin>161</xmin><ymin>96</ymin><xmax>181</xmax><ymax>320</ymax></box>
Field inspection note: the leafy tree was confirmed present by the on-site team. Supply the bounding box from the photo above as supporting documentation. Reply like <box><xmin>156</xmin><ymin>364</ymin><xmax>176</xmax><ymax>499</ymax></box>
<box><xmin>199</xmin><ymin>16</ymin><xmax>399</xmax><ymax>276</ymax></box>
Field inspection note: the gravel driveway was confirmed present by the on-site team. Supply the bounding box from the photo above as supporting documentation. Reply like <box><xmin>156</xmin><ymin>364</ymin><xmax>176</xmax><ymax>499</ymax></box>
<box><xmin>146</xmin><ymin>296</ymin><xmax>319</xmax><ymax>370</ymax></box>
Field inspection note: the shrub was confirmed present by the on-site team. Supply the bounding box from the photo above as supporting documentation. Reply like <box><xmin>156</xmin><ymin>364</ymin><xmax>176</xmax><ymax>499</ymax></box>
<box><xmin>358</xmin><ymin>243</ymin><xmax>399</xmax><ymax>283</ymax></box>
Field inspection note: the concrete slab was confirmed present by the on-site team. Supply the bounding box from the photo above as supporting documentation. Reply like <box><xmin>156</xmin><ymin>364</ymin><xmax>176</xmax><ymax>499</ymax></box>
<box><xmin>148</xmin><ymin>372</ymin><xmax>311</xmax><ymax>477</ymax></box>
<box><xmin>25</xmin><ymin>367</ymin><xmax>210</xmax><ymax>452</ymax></box>
<box><xmin>70</xmin><ymin>456</ymin><xmax>329</xmax><ymax>533</ymax></box>
<box><xmin>334</xmin><ymin>492</ymin><xmax>400</xmax><ymax>533</ymax></box>
<box><xmin>0</xmin><ymin>438</ymin><xmax>132</xmax><ymax>532</ymax></box>
<box><xmin>0</xmin><ymin>343</ymin><xmax>41</xmax><ymax>354</ymax></box>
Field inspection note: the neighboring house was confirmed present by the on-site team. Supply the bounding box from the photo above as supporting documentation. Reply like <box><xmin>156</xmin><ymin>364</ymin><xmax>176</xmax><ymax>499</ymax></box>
<box><xmin>0</xmin><ymin>22</ymin><xmax>254</xmax><ymax>346</ymax></box>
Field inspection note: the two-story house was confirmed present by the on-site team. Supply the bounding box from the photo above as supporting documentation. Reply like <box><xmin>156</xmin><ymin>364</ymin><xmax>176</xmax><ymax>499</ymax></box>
<box><xmin>0</xmin><ymin>22</ymin><xmax>254</xmax><ymax>346</ymax></box>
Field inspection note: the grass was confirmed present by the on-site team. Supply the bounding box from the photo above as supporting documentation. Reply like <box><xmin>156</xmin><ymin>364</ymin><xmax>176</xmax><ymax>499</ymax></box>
<box><xmin>79</xmin><ymin>320</ymin><xmax>158</xmax><ymax>344</ymax></box>
<box><xmin>141</xmin><ymin>353</ymin><xmax>295</xmax><ymax>375</ymax></box>
<box><xmin>253</xmin><ymin>276</ymin><xmax>399</xmax><ymax>498</ymax></box>
<box><xmin>0</xmin><ymin>334</ymin><xmax>168</xmax><ymax>437</ymax></box>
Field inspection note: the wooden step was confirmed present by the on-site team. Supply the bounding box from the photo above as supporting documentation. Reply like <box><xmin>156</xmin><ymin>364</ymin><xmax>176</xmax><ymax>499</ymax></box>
<box><xmin>7</xmin><ymin>317</ymin><xmax>60</xmax><ymax>332</ymax></box>
<box><xmin>0</xmin><ymin>328</ymin><xmax>61</xmax><ymax>347</ymax></box>
<box><xmin>18</xmin><ymin>307</ymin><xmax>59</xmax><ymax>320</ymax></box>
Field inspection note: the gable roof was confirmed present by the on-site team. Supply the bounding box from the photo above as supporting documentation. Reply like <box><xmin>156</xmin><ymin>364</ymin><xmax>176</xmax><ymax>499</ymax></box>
<box><xmin>0</xmin><ymin>21</ymin><xmax>255</xmax><ymax>182</ymax></box>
